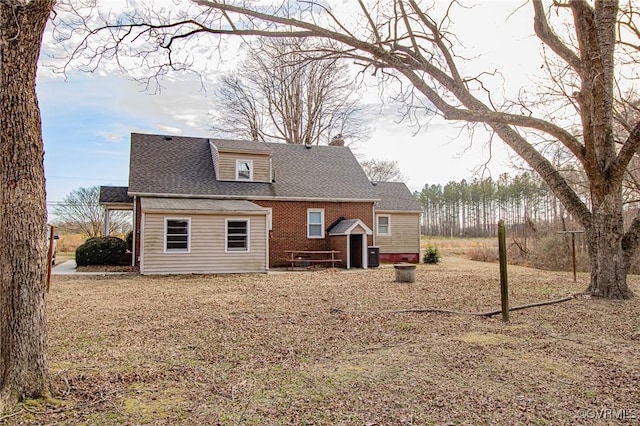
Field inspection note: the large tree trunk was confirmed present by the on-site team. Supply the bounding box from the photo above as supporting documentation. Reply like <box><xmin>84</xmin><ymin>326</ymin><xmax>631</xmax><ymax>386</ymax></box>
<box><xmin>0</xmin><ymin>0</ymin><xmax>55</xmax><ymax>412</ymax></box>
<box><xmin>586</xmin><ymin>191</ymin><xmax>635</xmax><ymax>299</ymax></box>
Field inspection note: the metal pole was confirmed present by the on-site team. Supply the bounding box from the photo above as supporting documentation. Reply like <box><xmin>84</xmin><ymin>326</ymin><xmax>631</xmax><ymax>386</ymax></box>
<box><xmin>498</xmin><ymin>220</ymin><xmax>509</xmax><ymax>322</ymax></box>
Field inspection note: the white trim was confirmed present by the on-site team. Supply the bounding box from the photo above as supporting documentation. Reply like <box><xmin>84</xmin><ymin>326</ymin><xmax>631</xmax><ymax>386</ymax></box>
<box><xmin>374</xmin><ymin>209</ymin><xmax>422</xmax><ymax>214</ymax></box>
<box><xmin>104</xmin><ymin>208</ymin><xmax>110</xmax><ymax>237</ymax></box>
<box><xmin>236</xmin><ymin>159</ymin><xmax>253</xmax><ymax>181</ymax></box>
<box><xmin>99</xmin><ymin>202</ymin><xmax>134</xmax><ymax>210</ymax></box>
<box><xmin>266</xmin><ymin>207</ymin><xmax>273</xmax><ymax>231</ymax></box>
<box><xmin>215</xmin><ymin>147</ymin><xmax>272</xmax><ymax>155</ymax></box>
<box><xmin>143</xmin><ymin>208</ymin><xmax>267</xmax><ymax>216</ymax></box>
<box><xmin>307</xmin><ymin>208</ymin><xmax>325</xmax><ymax>239</ymax></box>
<box><xmin>132</xmin><ymin>196</ymin><xmax>137</xmax><ymax>267</ymax></box>
<box><xmin>265</xmin><ymin>214</ymin><xmax>270</xmax><ymax>272</ymax></box>
<box><xmin>372</xmin><ymin>204</ymin><xmax>377</xmax><ymax>246</ymax></box>
<box><xmin>345</xmin><ymin>233</ymin><xmax>369</xmax><ymax>270</ymax></box>
<box><xmin>164</xmin><ymin>217</ymin><xmax>191</xmax><ymax>253</ymax></box>
<box><xmin>376</xmin><ymin>214</ymin><xmax>391</xmax><ymax>236</ymax></box>
<box><xmin>327</xmin><ymin>219</ymin><xmax>373</xmax><ymax>236</ymax></box>
<box><xmin>225</xmin><ymin>218</ymin><xmax>250</xmax><ymax>253</ymax></box>
<box><xmin>140</xmin><ymin>211</ymin><xmax>145</xmax><ymax>274</ymax></box>
<box><xmin>362</xmin><ymin>234</ymin><xmax>368</xmax><ymax>269</ymax></box>
<box><xmin>130</xmin><ymin>192</ymin><xmax>379</xmax><ymax>203</ymax></box>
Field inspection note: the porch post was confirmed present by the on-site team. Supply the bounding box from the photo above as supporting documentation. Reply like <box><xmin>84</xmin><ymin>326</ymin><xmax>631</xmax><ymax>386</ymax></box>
<box><xmin>362</xmin><ymin>234</ymin><xmax>368</xmax><ymax>269</ymax></box>
<box><xmin>104</xmin><ymin>207</ymin><xmax>110</xmax><ymax>236</ymax></box>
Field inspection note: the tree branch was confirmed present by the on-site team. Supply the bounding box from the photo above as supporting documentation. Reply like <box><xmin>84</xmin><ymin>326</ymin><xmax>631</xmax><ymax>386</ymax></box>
<box><xmin>532</xmin><ymin>0</ymin><xmax>582</xmax><ymax>73</ymax></box>
<box><xmin>330</xmin><ymin>294</ymin><xmax>577</xmax><ymax>318</ymax></box>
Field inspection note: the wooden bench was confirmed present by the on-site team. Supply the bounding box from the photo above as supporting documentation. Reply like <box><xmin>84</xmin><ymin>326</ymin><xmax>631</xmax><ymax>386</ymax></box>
<box><xmin>285</xmin><ymin>250</ymin><xmax>341</xmax><ymax>270</ymax></box>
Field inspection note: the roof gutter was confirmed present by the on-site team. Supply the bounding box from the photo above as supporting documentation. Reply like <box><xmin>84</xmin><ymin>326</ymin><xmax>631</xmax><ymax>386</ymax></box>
<box><xmin>128</xmin><ymin>191</ymin><xmax>381</xmax><ymax>203</ymax></box>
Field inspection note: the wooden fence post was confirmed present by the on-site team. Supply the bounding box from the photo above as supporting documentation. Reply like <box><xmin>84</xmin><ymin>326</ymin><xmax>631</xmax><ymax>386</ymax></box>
<box><xmin>498</xmin><ymin>220</ymin><xmax>509</xmax><ymax>322</ymax></box>
<box><xmin>47</xmin><ymin>224</ymin><xmax>56</xmax><ymax>293</ymax></box>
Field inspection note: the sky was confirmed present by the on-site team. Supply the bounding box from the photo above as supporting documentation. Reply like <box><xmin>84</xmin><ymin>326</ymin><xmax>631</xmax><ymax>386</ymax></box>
<box><xmin>37</xmin><ymin>0</ymin><xmax>539</xmax><ymax>216</ymax></box>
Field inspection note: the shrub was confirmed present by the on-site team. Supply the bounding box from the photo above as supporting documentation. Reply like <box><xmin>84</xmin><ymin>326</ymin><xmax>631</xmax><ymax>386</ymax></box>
<box><xmin>469</xmin><ymin>243</ymin><xmax>499</xmax><ymax>263</ymax></box>
<box><xmin>423</xmin><ymin>245</ymin><xmax>441</xmax><ymax>264</ymax></box>
<box><xmin>76</xmin><ymin>236</ymin><xmax>128</xmax><ymax>266</ymax></box>
<box><xmin>125</xmin><ymin>230</ymin><xmax>134</xmax><ymax>252</ymax></box>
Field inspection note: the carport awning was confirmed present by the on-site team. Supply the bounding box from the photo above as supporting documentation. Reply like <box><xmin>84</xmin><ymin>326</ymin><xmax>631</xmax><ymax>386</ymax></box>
<box><xmin>141</xmin><ymin>198</ymin><xmax>268</xmax><ymax>214</ymax></box>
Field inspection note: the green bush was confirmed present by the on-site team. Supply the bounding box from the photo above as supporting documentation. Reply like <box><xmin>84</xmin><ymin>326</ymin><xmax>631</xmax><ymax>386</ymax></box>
<box><xmin>423</xmin><ymin>245</ymin><xmax>441</xmax><ymax>264</ymax></box>
<box><xmin>125</xmin><ymin>230</ymin><xmax>134</xmax><ymax>252</ymax></box>
<box><xmin>76</xmin><ymin>236</ymin><xmax>128</xmax><ymax>266</ymax></box>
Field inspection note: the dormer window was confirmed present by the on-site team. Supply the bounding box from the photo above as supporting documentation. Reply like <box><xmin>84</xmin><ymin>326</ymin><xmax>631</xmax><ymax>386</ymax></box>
<box><xmin>236</xmin><ymin>160</ymin><xmax>253</xmax><ymax>181</ymax></box>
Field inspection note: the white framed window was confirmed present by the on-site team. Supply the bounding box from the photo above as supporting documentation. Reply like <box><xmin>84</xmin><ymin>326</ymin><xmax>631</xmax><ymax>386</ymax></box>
<box><xmin>226</xmin><ymin>219</ymin><xmax>250</xmax><ymax>252</ymax></box>
<box><xmin>165</xmin><ymin>218</ymin><xmax>190</xmax><ymax>252</ymax></box>
<box><xmin>307</xmin><ymin>208</ymin><xmax>325</xmax><ymax>239</ymax></box>
<box><xmin>377</xmin><ymin>215</ymin><xmax>390</xmax><ymax>236</ymax></box>
<box><xmin>236</xmin><ymin>159</ymin><xmax>253</xmax><ymax>181</ymax></box>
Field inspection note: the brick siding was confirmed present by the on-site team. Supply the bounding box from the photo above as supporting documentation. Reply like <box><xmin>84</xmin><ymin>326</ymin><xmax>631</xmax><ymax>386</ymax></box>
<box><xmin>255</xmin><ymin>200</ymin><xmax>374</xmax><ymax>267</ymax></box>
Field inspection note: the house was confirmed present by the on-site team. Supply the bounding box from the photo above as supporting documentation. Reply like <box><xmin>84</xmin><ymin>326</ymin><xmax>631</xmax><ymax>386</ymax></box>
<box><xmin>100</xmin><ymin>133</ymin><xmax>421</xmax><ymax>274</ymax></box>
<box><xmin>372</xmin><ymin>182</ymin><xmax>422</xmax><ymax>263</ymax></box>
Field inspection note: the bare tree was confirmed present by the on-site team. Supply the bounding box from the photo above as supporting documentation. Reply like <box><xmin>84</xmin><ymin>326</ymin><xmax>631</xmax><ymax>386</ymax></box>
<box><xmin>0</xmin><ymin>0</ymin><xmax>55</xmax><ymax>412</ymax></box>
<box><xmin>211</xmin><ymin>38</ymin><xmax>369</xmax><ymax>145</ymax></box>
<box><xmin>61</xmin><ymin>1</ymin><xmax>640</xmax><ymax>299</ymax></box>
<box><xmin>360</xmin><ymin>158</ymin><xmax>406</xmax><ymax>182</ymax></box>
<box><xmin>53</xmin><ymin>186</ymin><xmax>132</xmax><ymax>237</ymax></box>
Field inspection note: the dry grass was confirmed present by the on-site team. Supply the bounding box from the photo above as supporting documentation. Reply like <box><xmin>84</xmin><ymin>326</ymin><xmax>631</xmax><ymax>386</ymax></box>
<box><xmin>56</xmin><ymin>234</ymin><xmax>86</xmax><ymax>253</ymax></box>
<box><xmin>4</xmin><ymin>257</ymin><xmax>640</xmax><ymax>425</ymax></box>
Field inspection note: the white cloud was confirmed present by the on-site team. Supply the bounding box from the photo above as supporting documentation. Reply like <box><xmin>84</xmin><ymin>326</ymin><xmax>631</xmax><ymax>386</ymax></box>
<box><xmin>155</xmin><ymin>124</ymin><xmax>183</xmax><ymax>134</ymax></box>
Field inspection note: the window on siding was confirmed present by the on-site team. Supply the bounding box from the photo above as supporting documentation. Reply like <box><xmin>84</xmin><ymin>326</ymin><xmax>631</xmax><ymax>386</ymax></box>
<box><xmin>236</xmin><ymin>160</ymin><xmax>253</xmax><ymax>181</ymax></box>
<box><xmin>307</xmin><ymin>209</ymin><xmax>324</xmax><ymax>238</ymax></box>
<box><xmin>227</xmin><ymin>220</ymin><xmax>249</xmax><ymax>251</ymax></box>
<box><xmin>165</xmin><ymin>219</ymin><xmax>190</xmax><ymax>252</ymax></box>
<box><xmin>377</xmin><ymin>215</ymin><xmax>390</xmax><ymax>235</ymax></box>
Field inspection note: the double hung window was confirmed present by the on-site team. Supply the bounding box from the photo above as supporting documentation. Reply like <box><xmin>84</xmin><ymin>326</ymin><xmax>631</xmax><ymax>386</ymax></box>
<box><xmin>165</xmin><ymin>218</ymin><xmax>190</xmax><ymax>252</ymax></box>
<box><xmin>236</xmin><ymin>160</ymin><xmax>253</xmax><ymax>181</ymax></box>
<box><xmin>307</xmin><ymin>209</ymin><xmax>325</xmax><ymax>239</ymax></box>
<box><xmin>377</xmin><ymin>215</ymin><xmax>390</xmax><ymax>235</ymax></box>
<box><xmin>227</xmin><ymin>220</ymin><xmax>249</xmax><ymax>251</ymax></box>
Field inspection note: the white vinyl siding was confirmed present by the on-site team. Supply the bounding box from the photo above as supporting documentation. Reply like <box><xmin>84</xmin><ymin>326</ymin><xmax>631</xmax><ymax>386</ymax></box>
<box><xmin>142</xmin><ymin>213</ymin><xmax>267</xmax><ymax>274</ymax></box>
<box><xmin>307</xmin><ymin>208</ymin><xmax>325</xmax><ymax>239</ymax></box>
<box><xmin>375</xmin><ymin>212</ymin><xmax>420</xmax><ymax>254</ymax></box>
<box><xmin>218</xmin><ymin>152</ymin><xmax>271</xmax><ymax>182</ymax></box>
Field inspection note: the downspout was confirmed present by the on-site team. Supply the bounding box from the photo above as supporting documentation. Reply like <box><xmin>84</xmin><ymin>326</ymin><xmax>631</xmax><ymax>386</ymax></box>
<box><xmin>372</xmin><ymin>204</ymin><xmax>376</xmax><ymax>246</ymax></box>
<box><xmin>132</xmin><ymin>196</ymin><xmax>137</xmax><ymax>267</ymax></box>
<box><xmin>265</xmin><ymin>211</ymin><xmax>269</xmax><ymax>273</ymax></box>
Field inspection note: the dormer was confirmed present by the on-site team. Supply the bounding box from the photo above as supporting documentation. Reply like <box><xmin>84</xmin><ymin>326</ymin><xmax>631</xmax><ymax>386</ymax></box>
<box><xmin>209</xmin><ymin>140</ymin><xmax>272</xmax><ymax>183</ymax></box>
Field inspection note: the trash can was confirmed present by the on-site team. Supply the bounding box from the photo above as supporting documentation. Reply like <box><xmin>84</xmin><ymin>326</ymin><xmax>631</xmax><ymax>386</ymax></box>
<box><xmin>368</xmin><ymin>246</ymin><xmax>380</xmax><ymax>268</ymax></box>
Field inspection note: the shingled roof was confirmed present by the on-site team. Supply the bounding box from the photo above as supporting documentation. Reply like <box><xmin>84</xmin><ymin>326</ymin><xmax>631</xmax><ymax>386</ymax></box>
<box><xmin>99</xmin><ymin>186</ymin><xmax>133</xmax><ymax>204</ymax></box>
<box><xmin>128</xmin><ymin>133</ymin><xmax>378</xmax><ymax>201</ymax></box>
<box><xmin>373</xmin><ymin>182</ymin><xmax>421</xmax><ymax>212</ymax></box>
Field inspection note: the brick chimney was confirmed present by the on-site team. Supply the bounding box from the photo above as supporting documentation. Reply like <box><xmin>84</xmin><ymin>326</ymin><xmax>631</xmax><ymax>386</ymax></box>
<box><xmin>329</xmin><ymin>134</ymin><xmax>345</xmax><ymax>147</ymax></box>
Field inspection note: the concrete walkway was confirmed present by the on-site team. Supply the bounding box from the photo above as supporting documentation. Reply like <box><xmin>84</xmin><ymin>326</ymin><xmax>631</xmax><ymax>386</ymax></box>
<box><xmin>51</xmin><ymin>260</ymin><xmax>131</xmax><ymax>276</ymax></box>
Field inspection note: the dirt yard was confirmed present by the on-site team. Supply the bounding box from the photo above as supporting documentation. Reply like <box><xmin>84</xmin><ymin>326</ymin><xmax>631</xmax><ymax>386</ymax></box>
<box><xmin>3</xmin><ymin>257</ymin><xmax>639</xmax><ymax>425</ymax></box>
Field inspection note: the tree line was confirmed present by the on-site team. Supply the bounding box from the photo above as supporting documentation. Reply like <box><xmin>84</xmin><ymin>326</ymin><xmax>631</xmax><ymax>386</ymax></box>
<box><xmin>415</xmin><ymin>173</ymin><xmax>574</xmax><ymax>238</ymax></box>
